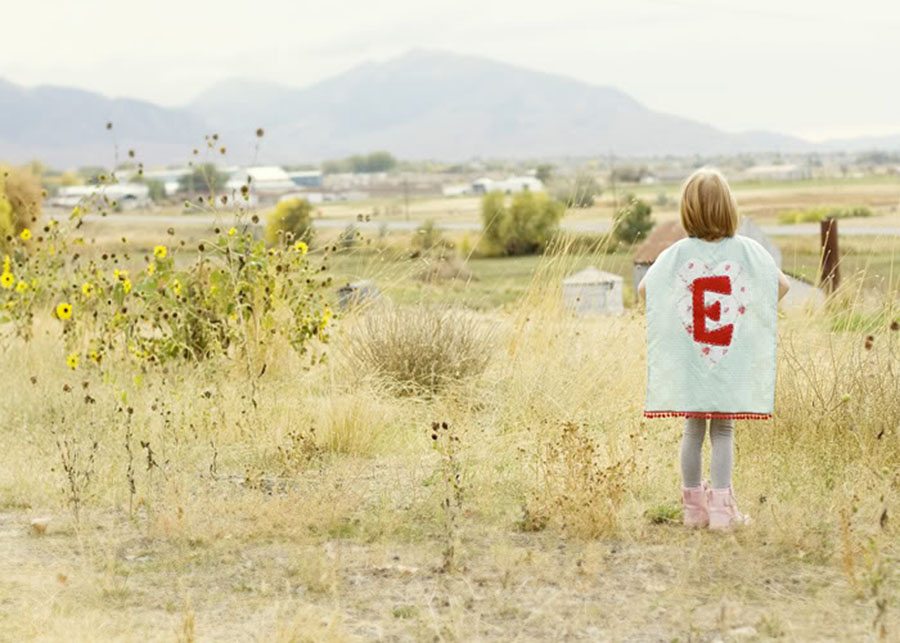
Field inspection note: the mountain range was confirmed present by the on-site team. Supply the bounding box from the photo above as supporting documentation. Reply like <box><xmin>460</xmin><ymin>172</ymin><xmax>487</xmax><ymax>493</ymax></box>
<box><xmin>1</xmin><ymin>50</ymin><xmax>897</xmax><ymax>168</ymax></box>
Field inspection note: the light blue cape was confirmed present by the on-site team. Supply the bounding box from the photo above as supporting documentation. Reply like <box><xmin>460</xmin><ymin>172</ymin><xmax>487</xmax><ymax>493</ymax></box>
<box><xmin>644</xmin><ymin>235</ymin><xmax>779</xmax><ymax>420</ymax></box>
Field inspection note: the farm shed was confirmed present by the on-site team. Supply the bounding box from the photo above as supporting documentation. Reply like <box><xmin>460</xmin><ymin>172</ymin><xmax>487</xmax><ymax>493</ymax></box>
<box><xmin>562</xmin><ymin>267</ymin><xmax>624</xmax><ymax>316</ymax></box>
<box><xmin>227</xmin><ymin>166</ymin><xmax>296</xmax><ymax>199</ymax></box>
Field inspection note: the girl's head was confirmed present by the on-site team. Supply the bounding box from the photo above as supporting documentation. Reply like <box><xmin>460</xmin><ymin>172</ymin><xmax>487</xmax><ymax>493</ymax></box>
<box><xmin>680</xmin><ymin>168</ymin><xmax>738</xmax><ymax>240</ymax></box>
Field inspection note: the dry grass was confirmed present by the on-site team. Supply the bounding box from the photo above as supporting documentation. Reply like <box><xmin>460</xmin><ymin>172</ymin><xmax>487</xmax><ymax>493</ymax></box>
<box><xmin>341</xmin><ymin>304</ymin><xmax>494</xmax><ymax>395</ymax></box>
<box><xmin>0</xmin><ymin>243</ymin><xmax>897</xmax><ymax>641</ymax></box>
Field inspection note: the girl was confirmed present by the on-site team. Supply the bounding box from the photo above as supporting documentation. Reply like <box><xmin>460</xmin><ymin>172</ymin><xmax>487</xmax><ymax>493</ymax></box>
<box><xmin>639</xmin><ymin>169</ymin><xmax>790</xmax><ymax>530</ymax></box>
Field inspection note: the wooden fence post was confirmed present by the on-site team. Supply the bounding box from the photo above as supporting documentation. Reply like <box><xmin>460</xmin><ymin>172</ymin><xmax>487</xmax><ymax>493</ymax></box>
<box><xmin>820</xmin><ymin>218</ymin><xmax>840</xmax><ymax>294</ymax></box>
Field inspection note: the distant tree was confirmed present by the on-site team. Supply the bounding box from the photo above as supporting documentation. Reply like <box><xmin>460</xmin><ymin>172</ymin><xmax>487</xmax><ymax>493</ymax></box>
<box><xmin>145</xmin><ymin>179</ymin><xmax>166</xmax><ymax>202</ymax></box>
<box><xmin>555</xmin><ymin>172</ymin><xmax>602</xmax><ymax>208</ymax></box>
<box><xmin>357</xmin><ymin>151</ymin><xmax>396</xmax><ymax>173</ymax></box>
<box><xmin>178</xmin><ymin>163</ymin><xmax>229</xmax><ymax>195</ymax></box>
<box><xmin>535</xmin><ymin>164</ymin><xmax>555</xmax><ymax>184</ymax></box>
<box><xmin>614</xmin><ymin>194</ymin><xmax>654</xmax><ymax>245</ymax></box>
<box><xmin>610</xmin><ymin>165</ymin><xmax>650</xmax><ymax>183</ymax></box>
<box><xmin>265</xmin><ymin>198</ymin><xmax>314</xmax><ymax>246</ymax></box>
<box><xmin>322</xmin><ymin>151</ymin><xmax>398</xmax><ymax>174</ymax></box>
<box><xmin>481</xmin><ymin>191</ymin><xmax>565</xmax><ymax>256</ymax></box>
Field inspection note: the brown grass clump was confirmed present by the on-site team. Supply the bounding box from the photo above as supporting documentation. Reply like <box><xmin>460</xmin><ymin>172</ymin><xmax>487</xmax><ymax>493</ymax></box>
<box><xmin>414</xmin><ymin>256</ymin><xmax>475</xmax><ymax>283</ymax></box>
<box><xmin>342</xmin><ymin>304</ymin><xmax>493</xmax><ymax>395</ymax></box>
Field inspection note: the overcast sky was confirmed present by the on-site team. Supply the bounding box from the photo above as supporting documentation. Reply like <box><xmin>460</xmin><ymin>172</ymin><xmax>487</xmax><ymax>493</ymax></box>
<box><xmin>2</xmin><ymin>0</ymin><xmax>897</xmax><ymax>141</ymax></box>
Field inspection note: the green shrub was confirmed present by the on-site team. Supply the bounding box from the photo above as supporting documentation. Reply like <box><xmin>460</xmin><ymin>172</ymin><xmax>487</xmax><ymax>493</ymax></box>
<box><xmin>266</xmin><ymin>198</ymin><xmax>314</xmax><ymax>246</ymax></box>
<box><xmin>614</xmin><ymin>194</ymin><xmax>654</xmax><ymax>245</ymax></box>
<box><xmin>177</xmin><ymin>163</ymin><xmax>229</xmax><ymax>195</ymax></box>
<box><xmin>481</xmin><ymin>191</ymin><xmax>565</xmax><ymax>256</ymax></box>
<box><xmin>412</xmin><ymin>219</ymin><xmax>454</xmax><ymax>254</ymax></box>
<box><xmin>554</xmin><ymin>172</ymin><xmax>601</xmax><ymax>208</ymax></box>
<box><xmin>777</xmin><ymin>206</ymin><xmax>874</xmax><ymax>224</ymax></box>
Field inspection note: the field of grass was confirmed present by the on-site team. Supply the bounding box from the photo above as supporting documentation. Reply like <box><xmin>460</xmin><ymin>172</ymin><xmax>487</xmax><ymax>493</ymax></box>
<box><xmin>0</xmin><ymin>231</ymin><xmax>897</xmax><ymax>641</ymax></box>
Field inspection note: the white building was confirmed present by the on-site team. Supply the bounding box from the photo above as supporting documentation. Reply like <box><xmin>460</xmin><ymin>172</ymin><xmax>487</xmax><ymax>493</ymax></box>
<box><xmin>472</xmin><ymin>176</ymin><xmax>545</xmax><ymax>195</ymax></box>
<box><xmin>50</xmin><ymin>184</ymin><xmax>151</xmax><ymax>210</ymax></box>
<box><xmin>562</xmin><ymin>267</ymin><xmax>624</xmax><ymax>316</ymax></box>
<box><xmin>228</xmin><ymin>166</ymin><xmax>296</xmax><ymax>197</ymax></box>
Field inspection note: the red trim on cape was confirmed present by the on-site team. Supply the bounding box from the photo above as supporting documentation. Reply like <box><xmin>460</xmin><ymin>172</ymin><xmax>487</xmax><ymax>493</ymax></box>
<box><xmin>643</xmin><ymin>411</ymin><xmax>771</xmax><ymax>420</ymax></box>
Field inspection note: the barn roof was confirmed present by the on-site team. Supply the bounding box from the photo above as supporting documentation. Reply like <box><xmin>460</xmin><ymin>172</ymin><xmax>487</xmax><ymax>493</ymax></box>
<box><xmin>563</xmin><ymin>266</ymin><xmax>623</xmax><ymax>285</ymax></box>
<box><xmin>632</xmin><ymin>221</ymin><xmax>686</xmax><ymax>264</ymax></box>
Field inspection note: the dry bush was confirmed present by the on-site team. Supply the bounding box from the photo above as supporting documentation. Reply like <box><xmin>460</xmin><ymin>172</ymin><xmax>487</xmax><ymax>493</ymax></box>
<box><xmin>414</xmin><ymin>256</ymin><xmax>474</xmax><ymax>283</ymax></box>
<box><xmin>521</xmin><ymin>421</ymin><xmax>636</xmax><ymax>538</ymax></box>
<box><xmin>342</xmin><ymin>305</ymin><xmax>493</xmax><ymax>395</ymax></box>
<box><xmin>0</xmin><ymin>166</ymin><xmax>42</xmax><ymax>240</ymax></box>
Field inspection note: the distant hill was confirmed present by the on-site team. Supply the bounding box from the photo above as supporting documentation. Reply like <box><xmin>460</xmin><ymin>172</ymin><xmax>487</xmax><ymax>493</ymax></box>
<box><xmin>3</xmin><ymin>50</ymin><xmax>900</xmax><ymax>167</ymax></box>
<box><xmin>189</xmin><ymin>50</ymin><xmax>811</xmax><ymax>161</ymax></box>
<box><xmin>0</xmin><ymin>78</ymin><xmax>203</xmax><ymax>167</ymax></box>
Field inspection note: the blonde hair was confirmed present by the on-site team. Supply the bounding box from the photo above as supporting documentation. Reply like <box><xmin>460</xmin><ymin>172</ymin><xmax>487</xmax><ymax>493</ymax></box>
<box><xmin>679</xmin><ymin>168</ymin><xmax>738</xmax><ymax>240</ymax></box>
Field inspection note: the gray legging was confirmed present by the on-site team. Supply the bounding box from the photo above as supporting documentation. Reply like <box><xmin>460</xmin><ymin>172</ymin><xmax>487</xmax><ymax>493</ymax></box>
<box><xmin>681</xmin><ymin>418</ymin><xmax>734</xmax><ymax>489</ymax></box>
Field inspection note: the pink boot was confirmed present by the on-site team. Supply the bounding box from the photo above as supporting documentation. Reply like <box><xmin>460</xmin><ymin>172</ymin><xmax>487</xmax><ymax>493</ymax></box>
<box><xmin>682</xmin><ymin>482</ymin><xmax>709</xmax><ymax>528</ymax></box>
<box><xmin>708</xmin><ymin>486</ymin><xmax>751</xmax><ymax>531</ymax></box>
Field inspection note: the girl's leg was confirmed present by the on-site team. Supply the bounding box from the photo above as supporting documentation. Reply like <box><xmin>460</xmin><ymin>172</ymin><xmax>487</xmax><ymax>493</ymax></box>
<box><xmin>680</xmin><ymin>418</ymin><xmax>707</xmax><ymax>488</ymax></box>
<box><xmin>709</xmin><ymin>419</ymin><xmax>735</xmax><ymax>489</ymax></box>
<box><xmin>707</xmin><ymin>418</ymin><xmax>750</xmax><ymax>529</ymax></box>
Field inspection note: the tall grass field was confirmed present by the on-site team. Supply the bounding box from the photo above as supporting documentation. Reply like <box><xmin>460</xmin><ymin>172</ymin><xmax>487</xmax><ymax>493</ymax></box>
<box><xmin>0</xmin><ymin>200</ymin><xmax>897</xmax><ymax>641</ymax></box>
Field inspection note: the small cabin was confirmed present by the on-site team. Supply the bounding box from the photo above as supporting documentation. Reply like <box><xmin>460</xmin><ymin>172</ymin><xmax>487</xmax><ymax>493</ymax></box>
<box><xmin>562</xmin><ymin>267</ymin><xmax>624</xmax><ymax>316</ymax></box>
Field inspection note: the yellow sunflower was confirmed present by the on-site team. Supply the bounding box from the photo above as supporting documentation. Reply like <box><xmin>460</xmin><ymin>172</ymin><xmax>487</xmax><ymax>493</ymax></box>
<box><xmin>81</xmin><ymin>282</ymin><xmax>94</xmax><ymax>297</ymax></box>
<box><xmin>122</xmin><ymin>278</ymin><xmax>132</xmax><ymax>294</ymax></box>
<box><xmin>146</xmin><ymin>262</ymin><xmax>157</xmax><ymax>276</ymax></box>
<box><xmin>227</xmin><ymin>227</ymin><xmax>237</xmax><ymax>237</ymax></box>
<box><xmin>19</xmin><ymin>228</ymin><xmax>32</xmax><ymax>241</ymax></box>
<box><xmin>56</xmin><ymin>302</ymin><xmax>73</xmax><ymax>320</ymax></box>
<box><xmin>293</xmin><ymin>240</ymin><xmax>309</xmax><ymax>255</ymax></box>
<box><xmin>66</xmin><ymin>352</ymin><xmax>79</xmax><ymax>370</ymax></box>
<box><xmin>153</xmin><ymin>245</ymin><xmax>168</xmax><ymax>259</ymax></box>
<box><xmin>0</xmin><ymin>272</ymin><xmax>14</xmax><ymax>289</ymax></box>
<box><xmin>15</xmin><ymin>281</ymin><xmax>28</xmax><ymax>293</ymax></box>
<box><xmin>171</xmin><ymin>279</ymin><xmax>183</xmax><ymax>297</ymax></box>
